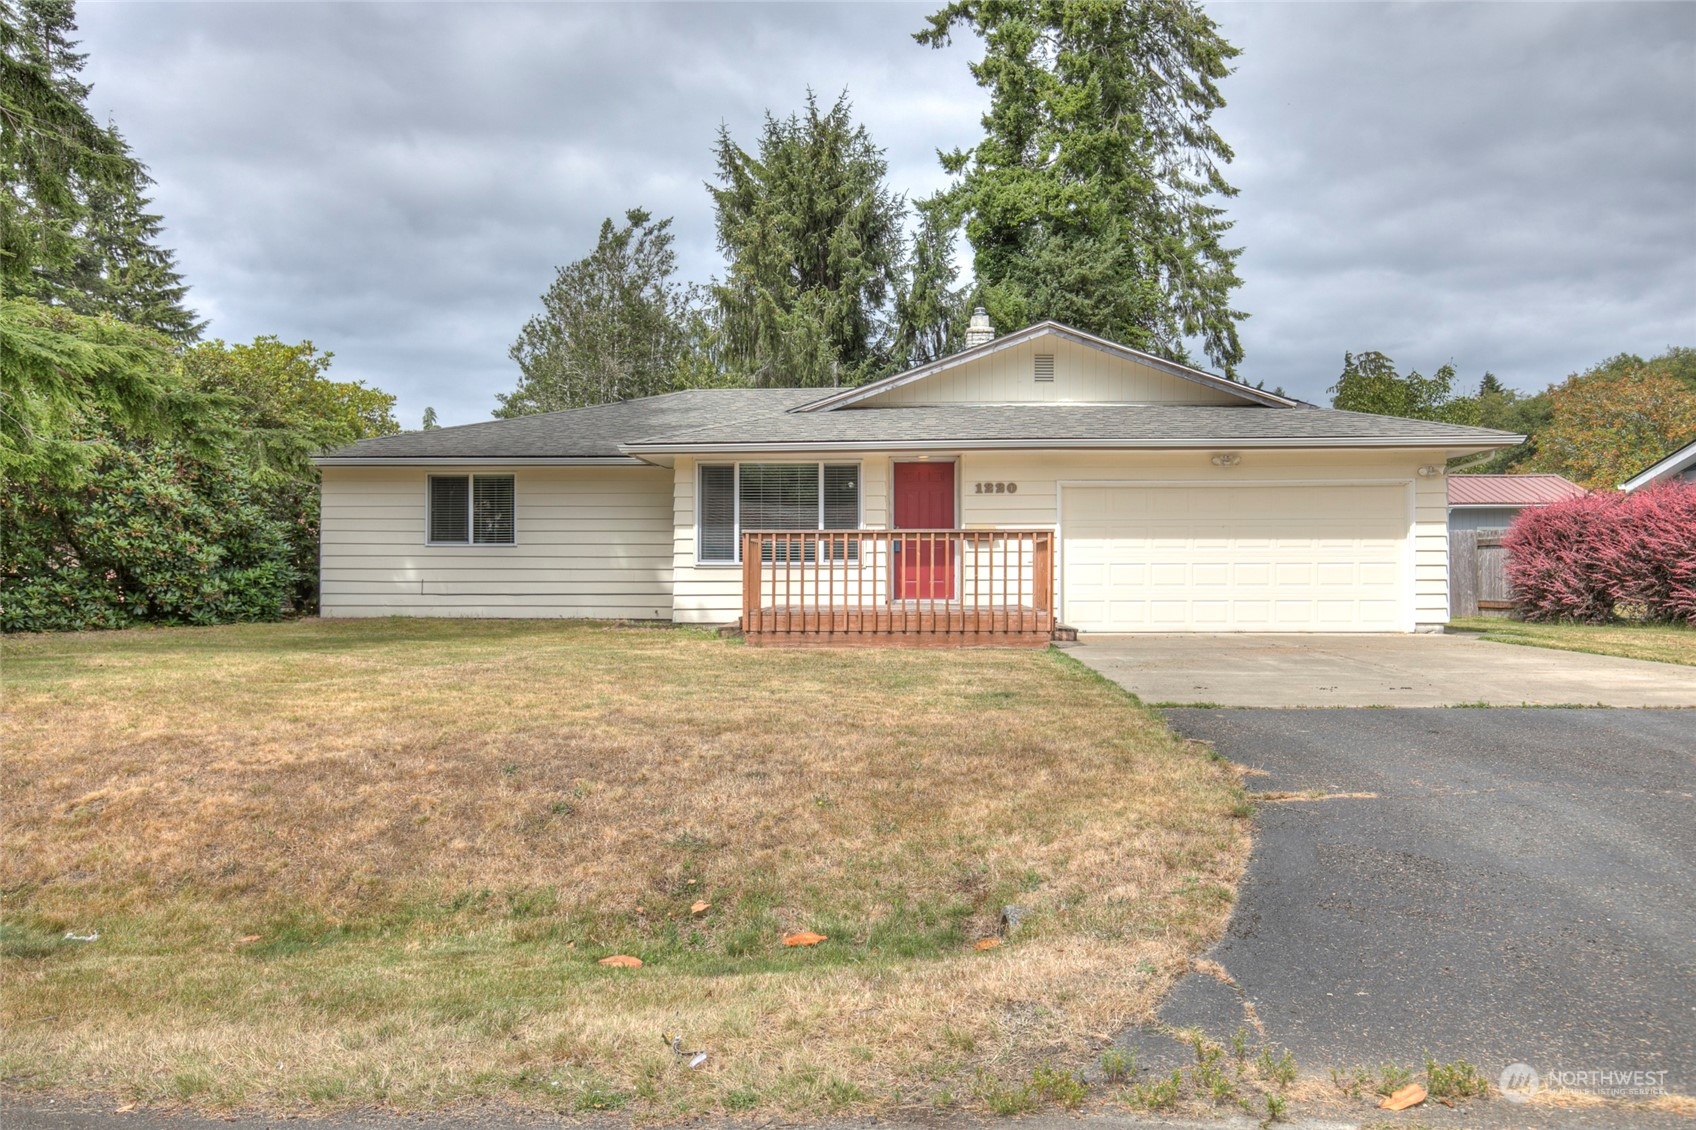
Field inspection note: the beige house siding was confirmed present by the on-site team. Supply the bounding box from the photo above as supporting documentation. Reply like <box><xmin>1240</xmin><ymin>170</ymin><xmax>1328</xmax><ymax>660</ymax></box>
<box><xmin>670</xmin><ymin>454</ymin><xmax>893</xmax><ymax>624</ymax></box>
<box><xmin>856</xmin><ymin>336</ymin><xmax>1247</xmax><ymax>407</ymax></box>
<box><xmin>668</xmin><ymin>448</ymin><xmax>1449</xmax><ymax>631</ymax></box>
<box><xmin>319</xmin><ymin>464</ymin><xmax>673</xmax><ymax>619</ymax></box>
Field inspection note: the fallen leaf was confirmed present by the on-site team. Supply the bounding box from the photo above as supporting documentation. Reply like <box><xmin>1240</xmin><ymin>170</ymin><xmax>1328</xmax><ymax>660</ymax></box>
<box><xmin>973</xmin><ymin>937</ymin><xmax>1002</xmax><ymax>951</ymax></box>
<box><xmin>1380</xmin><ymin>1083</ymin><xmax>1427</xmax><ymax>1111</ymax></box>
<box><xmin>237</xmin><ymin>935</ymin><xmax>261</xmax><ymax>944</ymax></box>
<box><xmin>690</xmin><ymin>900</ymin><xmax>711</xmax><ymax>915</ymax></box>
<box><xmin>782</xmin><ymin>931</ymin><xmax>826</xmax><ymax>947</ymax></box>
<box><xmin>598</xmin><ymin>954</ymin><xmax>642</xmax><ymax>968</ymax></box>
<box><xmin>114</xmin><ymin>1105</ymin><xmax>135</xmax><ymax>1114</ymax></box>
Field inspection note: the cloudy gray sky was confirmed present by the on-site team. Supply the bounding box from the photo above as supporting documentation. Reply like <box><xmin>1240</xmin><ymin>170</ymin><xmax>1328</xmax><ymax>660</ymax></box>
<box><xmin>78</xmin><ymin>1</ymin><xmax>1696</xmax><ymax>426</ymax></box>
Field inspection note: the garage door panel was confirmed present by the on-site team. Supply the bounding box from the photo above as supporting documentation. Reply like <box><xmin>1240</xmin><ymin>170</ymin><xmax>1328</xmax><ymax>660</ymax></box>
<box><xmin>1063</xmin><ymin>485</ymin><xmax>1407</xmax><ymax>632</ymax></box>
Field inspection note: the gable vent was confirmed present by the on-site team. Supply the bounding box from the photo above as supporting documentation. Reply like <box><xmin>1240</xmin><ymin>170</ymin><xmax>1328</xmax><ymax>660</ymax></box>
<box><xmin>1033</xmin><ymin>353</ymin><xmax>1055</xmax><ymax>382</ymax></box>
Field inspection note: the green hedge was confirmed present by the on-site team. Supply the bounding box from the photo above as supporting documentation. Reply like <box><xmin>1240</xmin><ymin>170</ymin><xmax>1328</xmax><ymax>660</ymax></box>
<box><xmin>2</xmin><ymin>441</ymin><xmax>297</xmax><ymax>632</ymax></box>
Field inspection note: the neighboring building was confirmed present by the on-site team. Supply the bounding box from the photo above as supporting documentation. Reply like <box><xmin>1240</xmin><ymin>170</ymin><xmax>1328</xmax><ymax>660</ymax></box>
<box><xmin>1620</xmin><ymin>438</ymin><xmax>1696</xmax><ymax>492</ymax></box>
<box><xmin>1446</xmin><ymin>473</ymin><xmax>1587</xmax><ymax>533</ymax></box>
<box><xmin>315</xmin><ymin>319</ymin><xmax>1522</xmax><ymax>639</ymax></box>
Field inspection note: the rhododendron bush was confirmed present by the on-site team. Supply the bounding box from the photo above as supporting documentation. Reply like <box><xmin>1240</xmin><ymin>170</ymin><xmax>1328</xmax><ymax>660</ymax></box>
<box><xmin>1504</xmin><ymin>482</ymin><xmax>1696</xmax><ymax>623</ymax></box>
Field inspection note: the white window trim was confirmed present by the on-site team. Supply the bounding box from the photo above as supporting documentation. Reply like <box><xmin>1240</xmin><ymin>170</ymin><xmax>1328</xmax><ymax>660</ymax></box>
<box><xmin>695</xmin><ymin>460</ymin><xmax>863</xmax><ymax>566</ymax></box>
<box><xmin>425</xmin><ymin>472</ymin><xmax>518</xmax><ymax>547</ymax></box>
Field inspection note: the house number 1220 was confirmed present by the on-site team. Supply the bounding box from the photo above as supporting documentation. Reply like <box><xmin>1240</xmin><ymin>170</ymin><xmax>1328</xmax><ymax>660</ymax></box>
<box><xmin>973</xmin><ymin>482</ymin><xmax>1018</xmax><ymax>494</ymax></box>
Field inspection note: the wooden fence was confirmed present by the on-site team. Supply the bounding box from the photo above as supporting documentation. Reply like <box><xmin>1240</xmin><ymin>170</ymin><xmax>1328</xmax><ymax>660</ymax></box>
<box><xmin>1450</xmin><ymin>528</ymin><xmax>1512</xmax><ymax>617</ymax></box>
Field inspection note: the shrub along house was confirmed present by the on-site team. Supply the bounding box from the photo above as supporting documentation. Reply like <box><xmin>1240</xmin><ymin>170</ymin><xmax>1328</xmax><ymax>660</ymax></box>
<box><xmin>315</xmin><ymin>318</ymin><xmax>1522</xmax><ymax>644</ymax></box>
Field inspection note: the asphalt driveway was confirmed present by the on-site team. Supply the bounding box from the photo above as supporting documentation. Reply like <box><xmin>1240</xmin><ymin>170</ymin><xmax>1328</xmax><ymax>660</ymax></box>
<box><xmin>1122</xmin><ymin>708</ymin><xmax>1695</xmax><ymax>1102</ymax></box>
<box><xmin>1069</xmin><ymin>632</ymin><xmax>1696</xmax><ymax>707</ymax></box>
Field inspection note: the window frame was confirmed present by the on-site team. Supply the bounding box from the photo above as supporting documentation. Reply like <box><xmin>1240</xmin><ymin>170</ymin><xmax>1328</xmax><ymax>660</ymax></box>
<box><xmin>695</xmin><ymin>460</ymin><xmax>863</xmax><ymax>566</ymax></box>
<box><xmin>425</xmin><ymin>472</ymin><xmax>518</xmax><ymax>547</ymax></box>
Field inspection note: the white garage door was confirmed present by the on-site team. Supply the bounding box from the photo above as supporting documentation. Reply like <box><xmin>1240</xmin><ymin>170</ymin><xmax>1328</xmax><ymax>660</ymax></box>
<box><xmin>1062</xmin><ymin>484</ymin><xmax>1408</xmax><ymax>632</ymax></box>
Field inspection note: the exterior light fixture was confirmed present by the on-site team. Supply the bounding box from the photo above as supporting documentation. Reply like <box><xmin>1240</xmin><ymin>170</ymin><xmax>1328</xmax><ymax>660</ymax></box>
<box><xmin>1210</xmin><ymin>453</ymin><xmax>1242</xmax><ymax>467</ymax></box>
<box><xmin>1417</xmin><ymin>464</ymin><xmax>1445</xmax><ymax>478</ymax></box>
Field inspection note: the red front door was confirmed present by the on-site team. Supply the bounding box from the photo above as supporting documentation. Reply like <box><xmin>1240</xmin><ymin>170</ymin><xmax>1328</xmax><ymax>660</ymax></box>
<box><xmin>892</xmin><ymin>462</ymin><xmax>956</xmax><ymax>599</ymax></box>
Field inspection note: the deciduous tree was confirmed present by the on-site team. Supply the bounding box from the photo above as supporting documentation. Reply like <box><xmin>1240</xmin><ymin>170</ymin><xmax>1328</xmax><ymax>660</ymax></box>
<box><xmin>1528</xmin><ymin>356</ymin><xmax>1696</xmax><ymax>489</ymax></box>
<box><xmin>1328</xmin><ymin>351</ymin><xmax>1478</xmax><ymax>424</ymax></box>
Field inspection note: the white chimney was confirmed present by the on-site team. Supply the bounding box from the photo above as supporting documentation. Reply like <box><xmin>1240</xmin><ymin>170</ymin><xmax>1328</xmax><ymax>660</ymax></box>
<box><xmin>965</xmin><ymin>306</ymin><xmax>994</xmax><ymax>349</ymax></box>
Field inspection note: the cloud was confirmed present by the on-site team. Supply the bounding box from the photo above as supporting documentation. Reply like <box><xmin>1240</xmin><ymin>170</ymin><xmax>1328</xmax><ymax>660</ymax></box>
<box><xmin>77</xmin><ymin>1</ymin><xmax>1695</xmax><ymax>422</ymax></box>
<box><xmin>1212</xmin><ymin>1</ymin><xmax>1696</xmax><ymax>396</ymax></box>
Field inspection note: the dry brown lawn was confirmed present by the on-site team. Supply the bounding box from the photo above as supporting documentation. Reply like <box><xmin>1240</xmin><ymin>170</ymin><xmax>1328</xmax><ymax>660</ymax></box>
<box><xmin>1</xmin><ymin>619</ymin><xmax>1248</xmax><ymax>1116</ymax></box>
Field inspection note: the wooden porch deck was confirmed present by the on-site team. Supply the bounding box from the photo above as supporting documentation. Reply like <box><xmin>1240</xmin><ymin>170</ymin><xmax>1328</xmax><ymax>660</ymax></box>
<box><xmin>739</xmin><ymin>530</ymin><xmax>1055</xmax><ymax>647</ymax></box>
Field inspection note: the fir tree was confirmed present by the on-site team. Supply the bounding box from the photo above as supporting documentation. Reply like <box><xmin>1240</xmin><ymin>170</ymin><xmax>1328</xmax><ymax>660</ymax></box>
<box><xmin>1</xmin><ymin>0</ymin><xmax>201</xmax><ymax>337</ymax></box>
<box><xmin>709</xmin><ymin>90</ymin><xmax>904</xmax><ymax>387</ymax></box>
<box><xmin>917</xmin><ymin>0</ymin><xmax>1247</xmax><ymax>373</ymax></box>
<box><xmin>502</xmin><ymin>208</ymin><xmax>694</xmax><ymax>413</ymax></box>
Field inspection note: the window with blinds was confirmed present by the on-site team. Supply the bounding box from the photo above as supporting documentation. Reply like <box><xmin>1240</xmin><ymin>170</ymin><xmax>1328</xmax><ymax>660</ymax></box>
<box><xmin>472</xmin><ymin>476</ymin><xmax>516</xmax><ymax>544</ymax></box>
<box><xmin>428</xmin><ymin>474</ymin><xmax>514</xmax><ymax>544</ymax></box>
<box><xmin>696</xmin><ymin>463</ymin><xmax>860</xmax><ymax>563</ymax></box>
<box><xmin>739</xmin><ymin>463</ymin><xmax>819</xmax><ymax>530</ymax></box>
<box><xmin>698</xmin><ymin>465</ymin><xmax>736</xmax><ymax>563</ymax></box>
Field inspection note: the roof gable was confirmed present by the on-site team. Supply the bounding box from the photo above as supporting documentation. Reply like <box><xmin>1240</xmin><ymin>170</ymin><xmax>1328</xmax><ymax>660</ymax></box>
<box><xmin>795</xmin><ymin>322</ymin><xmax>1295</xmax><ymax>412</ymax></box>
<box><xmin>1620</xmin><ymin>437</ymin><xmax>1696</xmax><ymax>491</ymax></box>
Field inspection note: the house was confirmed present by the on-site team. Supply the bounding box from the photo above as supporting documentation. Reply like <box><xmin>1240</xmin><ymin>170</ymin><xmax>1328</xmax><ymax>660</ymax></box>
<box><xmin>315</xmin><ymin>318</ymin><xmax>1522</xmax><ymax>642</ymax></box>
<box><xmin>1446</xmin><ymin>473</ymin><xmax>1586</xmax><ymax>533</ymax></box>
<box><xmin>1620</xmin><ymin>437</ymin><xmax>1696</xmax><ymax>492</ymax></box>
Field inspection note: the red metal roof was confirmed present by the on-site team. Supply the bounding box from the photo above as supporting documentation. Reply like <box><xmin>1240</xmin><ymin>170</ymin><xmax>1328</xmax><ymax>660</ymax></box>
<box><xmin>1448</xmin><ymin>473</ymin><xmax>1587</xmax><ymax>507</ymax></box>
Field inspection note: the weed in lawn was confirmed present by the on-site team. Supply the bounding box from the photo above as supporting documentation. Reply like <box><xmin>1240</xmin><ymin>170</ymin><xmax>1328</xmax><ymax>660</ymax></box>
<box><xmin>1374</xmin><ymin>1063</ymin><xmax>1416</xmax><ymax>1096</ymax></box>
<box><xmin>823</xmin><ymin>1078</ymin><xmax>866</xmax><ymax>1110</ymax></box>
<box><xmin>1030</xmin><ymin>1063</ymin><xmax>1087</xmax><ymax>1109</ymax></box>
<box><xmin>976</xmin><ymin>1073</ymin><xmax>1039</xmax><ymax>1115</ymax></box>
<box><xmin>1128</xmin><ymin>1069</ymin><xmax>1183</xmax><ymax>1111</ymax></box>
<box><xmin>1263</xmin><ymin>1092</ymin><xmax>1288</xmax><ymax>1125</ymax></box>
<box><xmin>1256</xmin><ymin>1045</ymin><xmax>1298</xmax><ymax>1089</ymax></box>
<box><xmin>1425</xmin><ymin>1057</ymin><xmax>1490</xmax><ymax>1101</ymax></box>
<box><xmin>1099</xmin><ymin>1045</ymin><xmax>1133</xmax><ymax>1083</ymax></box>
<box><xmin>1190</xmin><ymin>1042</ymin><xmax>1236</xmax><ymax>1105</ymax></box>
<box><xmin>1332</xmin><ymin>1065</ymin><xmax>1369</xmax><ymax>1098</ymax></box>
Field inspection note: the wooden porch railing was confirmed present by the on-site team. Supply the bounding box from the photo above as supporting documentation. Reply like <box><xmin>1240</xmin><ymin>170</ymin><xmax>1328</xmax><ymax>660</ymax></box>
<box><xmin>739</xmin><ymin>529</ymin><xmax>1054</xmax><ymax>646</ymax></box>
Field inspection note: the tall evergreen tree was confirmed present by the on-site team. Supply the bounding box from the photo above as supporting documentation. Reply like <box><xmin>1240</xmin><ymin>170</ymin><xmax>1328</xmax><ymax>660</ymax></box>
<box><xmin>709</xmin><ymin>90</ymin><xmax>905</xmax><ymax>387</ymax></box>
<box><xmin>1</xmin><ymin>0</ymin><xmax>127</xmax><ymax>291</ymax></box>
<box><xmin>893</xmin><ymin>201</ymin><xmax>967</xmax><ymax>367</ymax></box>
<box><xmin>48</xmin><ymin>127</ymin><xmax>204</xmax><ymax>340</ymax></box>
<box><xmin>917</xmin><ymin>0</ymin><xmax>1247</xmax><ymax>374</ymax></box>
<box><xmin>501</xmin><ymin>208</ymin><xmax>695</xmax><ymax>414</ymax></box>
<box><xmin>1</xmin><ymin>0</ymin><xmax>200</xmax><ymax>336</ymax></box>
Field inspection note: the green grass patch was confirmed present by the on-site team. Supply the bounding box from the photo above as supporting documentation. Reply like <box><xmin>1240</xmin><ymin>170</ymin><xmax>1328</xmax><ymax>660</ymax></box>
<box><xmin>1450</xmin><ymin>617</ymin><xmax>1696</xmax><ymax>667</ymax></box>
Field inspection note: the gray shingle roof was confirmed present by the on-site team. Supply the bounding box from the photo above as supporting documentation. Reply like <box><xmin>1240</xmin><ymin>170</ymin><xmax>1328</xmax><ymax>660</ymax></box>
<box><xmin>317</xmin><ymin>388</ymin><xmax>1521</xmax><ymax>463</ymax></box>
<box><xmin>625</xmin><ymin>403</ymin><xmax>1523</xmax><ymax>451</ymax></box>
<box><xmin>317</xmin><ymin>389</ymin><xmax>818</xmax><ymax>462</ymax></box>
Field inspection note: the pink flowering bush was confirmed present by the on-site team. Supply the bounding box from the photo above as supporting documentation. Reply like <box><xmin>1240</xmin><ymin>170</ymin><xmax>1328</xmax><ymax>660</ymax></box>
<box><xmin>1504</xmin><ymin>482</ymin><xmax>1696</xmax><ymax>623</ymax></box>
